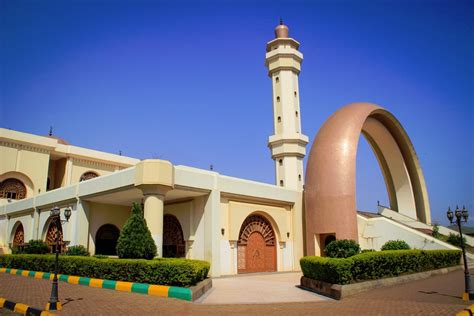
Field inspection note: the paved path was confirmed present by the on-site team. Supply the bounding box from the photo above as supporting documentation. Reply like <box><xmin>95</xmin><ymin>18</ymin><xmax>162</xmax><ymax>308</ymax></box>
<box><xmin>0</xmin><ymin>269</ymin><xmax>472</xmax><ymax>315</ymax></box>
<box><xmin>196</xmin><ymin>272</ymin><xmax>330</xmax><ymax>304</ymax></box>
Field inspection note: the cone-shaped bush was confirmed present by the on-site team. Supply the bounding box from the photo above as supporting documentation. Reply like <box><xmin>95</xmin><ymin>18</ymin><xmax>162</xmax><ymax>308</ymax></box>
<box><xmin>116</xmin><ymin>202</ymin><xmax>157</xmax><ymax>259</ymax></box>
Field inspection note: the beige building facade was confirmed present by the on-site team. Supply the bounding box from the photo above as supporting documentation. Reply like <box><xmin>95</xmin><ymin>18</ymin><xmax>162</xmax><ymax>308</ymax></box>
<box><xmin>0</xmin><ymin>22</ymin><xmax>460</xmax><ymax>276</ymax></box>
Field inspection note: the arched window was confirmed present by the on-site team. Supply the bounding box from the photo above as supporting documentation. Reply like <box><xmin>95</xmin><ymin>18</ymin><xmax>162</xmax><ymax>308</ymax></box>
<box><xmin>45</xmin><ymin>220</ymin><xmax>63</xmax><ymax>253</ymax></box>
<box><xmin>80</xmin><ymin>171</ymin><xmax>99</xmax><ymax>182</ymax></box>
<box><xmin>12</xmin><ymin>223</ymin><xmax>25</xmax><ymax>246</ymax></box>
<box><xmin>0</xmin><ymin>178</ymin><xmax>26</xmax><ymax>200</ymax></box>
<box><xmin>95</xmin><ymin>224</ymin><xmax>120</xmax><ymax>255</ymax></box>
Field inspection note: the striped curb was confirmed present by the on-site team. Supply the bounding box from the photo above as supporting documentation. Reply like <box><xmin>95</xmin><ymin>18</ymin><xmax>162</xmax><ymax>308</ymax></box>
<box><xmin>0</xmin><ymin>297</ymin><xmax>53</xmax><ymax>316</ymax></box>
<box><xmin>0</xmin><ymin>268</ymin><xmax>192</xmax><ymax>301</ymax></box>
<box><xmin>457</xmin><ymin>304</ymin><xmax>474</xmax><ymax>316</ymax></box>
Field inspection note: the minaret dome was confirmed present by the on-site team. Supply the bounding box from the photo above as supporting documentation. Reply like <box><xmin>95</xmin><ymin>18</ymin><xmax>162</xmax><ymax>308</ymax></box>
<box><xmin>274</xmin><ymin>19</ymin><xmax>289</xmax><ymax>38</ymax></box>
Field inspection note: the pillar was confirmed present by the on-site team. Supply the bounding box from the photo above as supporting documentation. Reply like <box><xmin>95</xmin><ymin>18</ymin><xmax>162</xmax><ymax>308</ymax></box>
<box><xmin>143</xmin><ymin>192</ymin><xmax>165</xmax><ymax>257</ymax></box>
<box><xmin>204</xmin><ymin>189</ymin><xmax>221</xmax><ymax>276</ymax></box>
<box><xmin>32</xmin><ymin>207</ymin><xmax>40</xmax><ymax>239</ymax></box>
<box><xmin>74</xmin><ymin>199</ymin><xmax>90</xmax><ymax>248</ymax></box>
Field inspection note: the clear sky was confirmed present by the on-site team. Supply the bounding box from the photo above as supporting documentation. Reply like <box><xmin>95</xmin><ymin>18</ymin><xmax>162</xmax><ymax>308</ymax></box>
<box><xmin>1</xmin><ymin>0</ymin><xmax>472</xmax><ymax>226</ymax></box>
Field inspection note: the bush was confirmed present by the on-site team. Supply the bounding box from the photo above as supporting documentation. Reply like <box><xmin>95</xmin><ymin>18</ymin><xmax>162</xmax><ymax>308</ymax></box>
<box><xmin>432</xmin><ymin>224</ymin><xmax>440</xmax><ymax>239</ymax></box>
<box><xmin>117</xmin><ymin>203</ymin><xmax>157</xmax><ymax>259</ymax></box>
<box><xmin>65</xmin><ymin>245</ymin><xmax>90</xmax><ymax>256</ymax></box>
<box><xmin>324</xmin><ymin>239</ymin><xmax>360</xmax><ymax>258</ymax></box>
<box><xmin>0</xmin><ymin>255</ymin><xmax>210</xmax><ymax>287</ymax></box>
<box><xmin>12</xmin><ymin>240</ymin><xmax>49</xmax><ymax>254</ymax></box>
<box><xmin>361</xmin><ymin>249</ymin><xmax>376</xmax><ymax>253</ymax></box>
<box><xmin>93</xmin><ymin>254</ymin><xmax>108</xmax><ymax>259</ymax></box>
<box><xmin>446</xmin><ymin>233</ymin><xmax>466</xmax><ymax>247</ymax></box>
<box><xmin>300</xmin><ymin>250</ymin><xmax>461</xmax><ymax>285</ymax></box>
<box><xmin>381</xmin><ymin>240</ymin><xmax>410</xmax><ymax>251</ymax></box>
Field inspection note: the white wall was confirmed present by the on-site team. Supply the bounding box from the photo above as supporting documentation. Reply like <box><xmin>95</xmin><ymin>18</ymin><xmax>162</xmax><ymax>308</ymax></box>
<box><xmin>358</xmin><ymin>214</ymin><xmax>458</xmax><ymax>251</ymax></box>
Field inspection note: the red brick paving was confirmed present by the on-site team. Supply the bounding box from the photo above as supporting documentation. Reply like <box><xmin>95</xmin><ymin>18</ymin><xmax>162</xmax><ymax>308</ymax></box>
<box><xmin>0</xmin><ymin>269</ymin><xmax>472</xmax><ymax>315</ymax></box>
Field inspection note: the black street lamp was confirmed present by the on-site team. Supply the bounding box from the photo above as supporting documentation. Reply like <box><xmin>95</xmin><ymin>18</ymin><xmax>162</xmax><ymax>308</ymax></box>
<box><xmin>447</xmin><ymin>205</ymin><xmax>474</xmax><ymax>301</ymax></box>
<box><xmin>46</xmin><ymin>206</ymin><xmax>71</xmax><ymax>311</ymax></box>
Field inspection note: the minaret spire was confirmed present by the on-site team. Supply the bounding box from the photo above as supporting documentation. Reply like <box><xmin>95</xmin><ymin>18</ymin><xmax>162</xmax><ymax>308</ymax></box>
<box><xmin>265</xmin><ymin>22</ymin><xmax>308</xmax><ymax>190</ymax></box>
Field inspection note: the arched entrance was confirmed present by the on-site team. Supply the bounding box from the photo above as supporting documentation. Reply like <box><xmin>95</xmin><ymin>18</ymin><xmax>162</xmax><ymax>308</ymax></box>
<box><xmin>95</xmin><ymin>224</ymin><xmax>120</xmax><ymax>255</ymax></box>
<box><xmin>12</xmin><ymin>222</ymin><xmax>24</xmax><ymax>246</ymax></box>
<box><xmin>305</xmin><ymin>102</ymin><xmax>431</xmax><ymax>255</ymax></box>
<box><xmin>237</xmin><ymin>214</ymin><xmax>276</xmax><ymax>273</ymax></box>
<box><xmin>45</xmin><ymin>220</ymin><xmax>63</xmax><ymax>253</ymax></box>
<box><xmin>163</xmin><ymin>214</ymin><xmax>185</xmax><ymax>258</ymax></box>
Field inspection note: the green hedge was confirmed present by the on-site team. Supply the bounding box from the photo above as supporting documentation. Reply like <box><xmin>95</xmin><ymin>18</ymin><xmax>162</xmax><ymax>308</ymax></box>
<box><xmin>300</xmin><ymin>250</ymin><xmax>461</xmax><ymax>285</ymax></box>
<box><xmin>0</xmin><ymin>255</ymin><xmax>210</xmax><ymax>287</ymax></box>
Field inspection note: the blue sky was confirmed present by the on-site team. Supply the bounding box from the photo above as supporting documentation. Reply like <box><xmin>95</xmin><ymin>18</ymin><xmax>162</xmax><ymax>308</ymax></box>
<box><xmin>1</xmin><ymin>0</ymin><xmax>472</xmax><ymax>226</ymax></box>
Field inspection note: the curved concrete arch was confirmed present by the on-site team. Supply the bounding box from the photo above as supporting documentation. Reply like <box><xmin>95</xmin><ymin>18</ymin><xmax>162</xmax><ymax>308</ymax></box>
<box><xmin>304</xmin><ymin>102</ymin><xmax>430</xmax><ymax>255</ymax></box>
<box><xmin>9</xmin><ymin>220</ymin><xmax>24</xmax><ymax>244</ymax></box>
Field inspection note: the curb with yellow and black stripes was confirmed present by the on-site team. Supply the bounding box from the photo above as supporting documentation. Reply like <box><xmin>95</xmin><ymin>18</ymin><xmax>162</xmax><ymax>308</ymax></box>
<box><xmin>457</xmin><ymin>305</ymin><xmax>474</xmax><ymax>316</ymax></box>
<box><xmin>0</xmin><ymin>298</ymin><xmax>53</xmax><ymax>316</ymax></box>
<box><xmin>0</xmin><ymin>267</ymin><xmax>199</xmax><ymax>301</ymax></box>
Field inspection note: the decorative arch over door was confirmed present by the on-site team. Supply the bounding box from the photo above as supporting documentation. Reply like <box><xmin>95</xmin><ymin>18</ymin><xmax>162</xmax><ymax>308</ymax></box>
<box><xmin>45</xmin><ymin>220</ymin><xmax>63</xmax><ymax>253</ymax></box>
<box><xmin>12</xmin><ymin>222</ymin><xmax>25</xmax><ymax>246</ymax></box>
<box><xmin>163</xmin><ymin>214</ymin><xmax>185</xmax><ymax>258</ymax></box>
<box><xmin>237</xmin><ymin>214</ymin><xmax>276</xmax><ymax>273</ymax></box>
<box><xmin>95</xmin><ymin>224</ymin><xmax>120</xmax><ymax>255</ymax></box>
<box><xmin>305</xmin><ymin>102</ymin><xmax>431</xmax><ymax>255</ymax></box>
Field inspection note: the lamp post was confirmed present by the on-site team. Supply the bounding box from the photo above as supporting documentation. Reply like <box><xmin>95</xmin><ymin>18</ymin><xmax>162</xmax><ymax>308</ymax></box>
<box><xmin>447</xmin><ymin>205</ymin><xmax>474</xmax><ymax>301</ymax></box>
<box><xmin>47</xmin><ymin>206</ymin><xmax>71</xmax><ymax>311</ymax></box>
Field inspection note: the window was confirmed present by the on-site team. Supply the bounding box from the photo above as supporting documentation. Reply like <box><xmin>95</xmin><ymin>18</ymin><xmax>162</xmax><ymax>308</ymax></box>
<box><xmin>294</xmin><ymin>91</ymin><xmax>297</xmax><ymax>97</ymax></box>
<box><xmin>296</xmin><ymin>111</ymin><xmax>299</xmax><ymax>117</ymax></box>
<box><xmin>0</xmin><ymin>178</ymin><xmax>26</xmax><ymax>200</ymax></box>
<box><xmin>279</xmin><ymin>159</ymin><xmax>283</xmax><ymax>166</ymax></box>
<box><xmin>277</xmin><ymin>116</ymin><xmax>281</xmax><ymax>123</ymax></box>
<box><xmin>80</xmin><ymin>171</ymin><xmax>99</xmax><ymax>182</ymax></box>
<box><xmin>280</xmin><ymin>180</ymin><xmax>284</xmax><ymax>186</ymax></box>
<box><xmin>298</xmin><ymin>174</ymin><xmax>302</xmax><ymax>181</ymax></box>
<box><xmin>275</xmin><ymin>77</ymin><xmax>279</xmax><ymax>83</ymax></box>
<box><xmin>276</xmin><ymin>96</ymin><xmax>280</xmax><ymax>102</ymax></box>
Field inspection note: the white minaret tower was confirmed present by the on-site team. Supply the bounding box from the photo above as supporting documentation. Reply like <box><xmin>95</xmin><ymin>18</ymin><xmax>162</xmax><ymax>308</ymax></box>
<box><xmin>265</xmin><ymin>21</ymin><xmax>308</xmax><ymax>190</ymax></box>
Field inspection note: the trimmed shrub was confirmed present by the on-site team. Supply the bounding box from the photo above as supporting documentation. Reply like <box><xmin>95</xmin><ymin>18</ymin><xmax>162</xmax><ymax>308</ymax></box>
<box><xmin>300</xmin><ymin>250</ymin><xmax>461</xmax><ymax>285</ymax></box>
<box><xmin>300</xmin><ymin>256</ymin><xmax>353</xmax><ymax>284</ymax></box>
<box><xmin>360</xmin><ymin>249</ymin><xmax>376</xmax><ymax>253</ymax></box>
<box><xmin>446</xmin><ymin>233</ymin><xmax>465</xmax><ymax>247</ymax></box>
<box><xmin>432</xmin><ymin>224</ymin><xmax>440</xmax><ymax>239</ymax></box>
<box><xmin>0</xmin><ymin>255</ymin><xmax>210</xmax><ymax>287</ymax></box>
<box><xmin>93</xmin><ymin>254</ymin><xmax>108</xmax><ymax>259</ymax></box>
<box><xmin>65</xmin><ymin>245</ymin><xmax>90</xmax><ymax>256</ymax></box>
<box><xmin>381</xmin><ymin>240</ymin><xmax>410</xmax><ymax>251</ymax></box>
<box><xmin>324</xmin><ymin>239</ymin><xmax>360</xmax><ymax>258</ymax></box>
<box><xmin>117</xmin><ymin>203</ymin><xmax>157</xmax><ymax>259</ymax></box>
<box><xmin>12</xmin><ymin>240</ymin><xmax>49</xmax><ymax>254</ymax></box>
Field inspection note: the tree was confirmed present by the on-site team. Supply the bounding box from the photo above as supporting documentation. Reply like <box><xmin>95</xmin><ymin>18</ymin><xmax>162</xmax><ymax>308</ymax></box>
<box><xmin>116</xmin><ymin>202</ymin><xmax>157</xmax><ymax>259</ymax></box>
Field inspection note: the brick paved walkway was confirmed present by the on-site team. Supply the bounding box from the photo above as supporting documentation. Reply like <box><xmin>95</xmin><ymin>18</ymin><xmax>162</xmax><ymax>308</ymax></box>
<box><xmin>0</xmin><ymin>269</ymin><xmax>472</xmax><ymax>315</ymax></box>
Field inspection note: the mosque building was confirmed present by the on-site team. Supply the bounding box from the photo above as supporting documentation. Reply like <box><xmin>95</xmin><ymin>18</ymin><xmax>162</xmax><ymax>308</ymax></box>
<box><xmin>0</xmin><ymin>22</ymin><xmax>460</xmax><ymax>276</ymax></box>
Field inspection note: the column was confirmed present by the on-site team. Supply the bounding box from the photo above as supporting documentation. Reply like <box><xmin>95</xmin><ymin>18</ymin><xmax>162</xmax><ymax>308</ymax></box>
<box><xmin>32</xmin><ymin>207</ymin><xmax>40</xmax><ymax>239</ymax></box>
<box><xmin>204</xmin><ymin>189</ymin><xmax>221</xmax><ymax>276</ymax></box>
<box><xmin>65</xmin><ymin>157</ymin><xmax>73</xmax><ymax>185</ymax></box>
<box><xmin>75</xmin><ymin>199</ymin><xmax>90</xmax><ymax>248</ymax></box>
<box><xmin>143</xmin><ymin>192</ymin><xmax>165</xmax><ymax>258</ymax></box>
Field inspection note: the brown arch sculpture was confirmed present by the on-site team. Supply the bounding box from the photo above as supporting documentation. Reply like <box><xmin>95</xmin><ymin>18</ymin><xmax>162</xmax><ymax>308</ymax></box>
<box><xmin>304</xmin><ymin>102</ymin><xmax>431</xmax><ymax>256</ymax></box>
